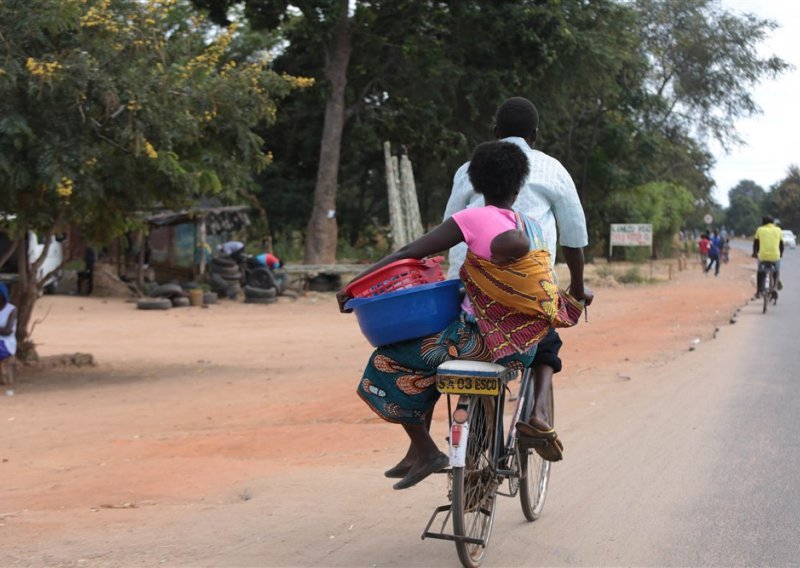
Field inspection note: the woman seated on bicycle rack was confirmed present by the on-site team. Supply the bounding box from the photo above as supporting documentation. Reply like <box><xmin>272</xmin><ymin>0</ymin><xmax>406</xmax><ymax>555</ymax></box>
<box><xmin>337</xmin><ymin>141</ymin><xmax>589</xmax><ymax>490</ymax></box>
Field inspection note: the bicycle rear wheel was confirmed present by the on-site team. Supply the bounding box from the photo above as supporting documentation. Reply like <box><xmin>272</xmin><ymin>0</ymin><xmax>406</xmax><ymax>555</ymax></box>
<box><xmin>763</xmin><ymin>270</ymin><xmax>772</xmax><ymax>314</ymax></box>
<box><xmin>452</xmin><ymin>396</ymin><xmax>498</xmax><ymax>568</ymax></box>
<box><xmin>519</xmin><ymin>382</ymin><xmax>553</xmax><ymax>521</ymax></box>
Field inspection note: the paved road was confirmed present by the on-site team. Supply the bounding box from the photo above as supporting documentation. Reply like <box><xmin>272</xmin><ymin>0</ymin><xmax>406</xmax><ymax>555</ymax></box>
<box><xmin>249</xmin><ymin>247</ymin><xmax>800</xmax><ymax>567</ymax></box>
<box><xmin>316</xmin><ymin>247</ymin><xmax>800</xmax><ymax>567</ymax></box>
<box><xmin>9</xmin><ymin>247</ymin><xmax>798</xmax><ymax>567</ymax></box>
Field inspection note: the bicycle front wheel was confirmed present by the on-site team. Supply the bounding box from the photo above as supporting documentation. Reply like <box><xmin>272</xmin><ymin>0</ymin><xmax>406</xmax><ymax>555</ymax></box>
<box><xmin>452</xmin><ymin>396</ymin><xmax>498</xmax><ymax>568</ymax></box>
<box><xmin>519</xmin><ymin>385</ymin><xmax>553</xmax><ymax>521</ymax></box>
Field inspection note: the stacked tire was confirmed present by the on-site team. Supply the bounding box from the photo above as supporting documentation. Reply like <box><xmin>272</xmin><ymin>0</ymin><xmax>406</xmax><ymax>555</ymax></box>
<box><xmin>239</xmin><ymin>263</ymin><xmax>278</xmax><ymax>305</ymax></box>
<box><xmin>244</xmin><ymin>284</ymin><xmax>277</xmax><ymax>304</ymax></box>
<box><xmin>137</xmin><ymin>283</ymin><xmax>188</xmax><ymax>310</ymax></box>
<box><xmin>209</xmin><ymin>257</ymin><xmax>242</xmax><ymax>299</ymax></box>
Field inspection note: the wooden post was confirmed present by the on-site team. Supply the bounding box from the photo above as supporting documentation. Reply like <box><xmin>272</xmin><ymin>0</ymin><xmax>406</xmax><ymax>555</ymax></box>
<box><xmin>136</xmin><ymin>230</ymin><xmax>145</xmax><ymax>289</ymax></box>
<box><xmin>669</xmin><ymin>263</ymin><xmax>674</xmax><ymax>280</ymax></box>
<box><xmin>399</xmin><ymin>153</ymin><xmax>424</xmax><ymax>241</ymax></box>
<box><xmin>384</xmin><ymin>141</ymin><xmax>407</xmax><ymax>249</ymax></box>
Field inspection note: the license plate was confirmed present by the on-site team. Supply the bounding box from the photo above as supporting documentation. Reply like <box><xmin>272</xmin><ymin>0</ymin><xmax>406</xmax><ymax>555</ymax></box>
<box><xmin>436</xmin><ymin>375</ymin><xmax>500</xmax><ymax>396</ymax></box>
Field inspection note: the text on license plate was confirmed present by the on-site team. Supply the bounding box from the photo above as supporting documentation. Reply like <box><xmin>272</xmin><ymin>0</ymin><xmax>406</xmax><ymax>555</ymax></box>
<box><xmin>436</xmin><ymin>375</ymin><xmax>500</xmax><ymax>395</ymax></box>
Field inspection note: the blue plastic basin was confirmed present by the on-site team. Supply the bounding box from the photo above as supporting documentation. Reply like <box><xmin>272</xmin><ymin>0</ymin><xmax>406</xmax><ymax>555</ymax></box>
<box><xmin>345</xmin><ymin>279</ymin><xmax>462</xmax><ymax>347</ymax></box>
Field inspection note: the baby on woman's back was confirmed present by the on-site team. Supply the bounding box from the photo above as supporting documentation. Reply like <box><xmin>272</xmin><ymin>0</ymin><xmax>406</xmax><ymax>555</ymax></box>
<box><xmin>490</xmin><ymin>229</ymin><xmax>530</xmax><ymax>264</ymax></box>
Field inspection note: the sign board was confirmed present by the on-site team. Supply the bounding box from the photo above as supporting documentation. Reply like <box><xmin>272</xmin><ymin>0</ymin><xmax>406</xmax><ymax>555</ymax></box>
<box><xmin>703</xmin><ymin>214</ymin><xmax>713</xmax><ymax>224</ymax></box>
<box><xmin>609</xmin><ymin>223</ymin><xmax>653</xmax><ymax>257</ymax></box>
<box><xmin>609</xmin><ymin>224</ymin><xmax>653</xmax><ymax>246</ymax></box>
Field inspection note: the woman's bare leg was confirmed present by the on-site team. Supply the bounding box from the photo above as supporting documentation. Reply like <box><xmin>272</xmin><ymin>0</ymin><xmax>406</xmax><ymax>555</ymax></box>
<box><xmin>385</xmin><ymin>409</ymin><xmax>433</xmax><ymax>476</ymax></box>
<box><xmin>392</xmin><ymin>421</ymin><xmax>448</xmax><ymax>489</ymax></box>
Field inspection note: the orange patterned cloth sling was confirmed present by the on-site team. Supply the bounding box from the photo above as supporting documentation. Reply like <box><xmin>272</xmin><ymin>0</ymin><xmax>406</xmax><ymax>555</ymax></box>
<box><xmin>459</xmin><ymin>213</ymin><xmax>583</xmax><ymax>361</ymax></box>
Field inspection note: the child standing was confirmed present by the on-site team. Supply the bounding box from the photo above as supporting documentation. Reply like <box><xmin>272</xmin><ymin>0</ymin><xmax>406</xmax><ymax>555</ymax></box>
<box><xmin>0</xmin><ymin>283</ymin><xmax>18</xmax><ymax>385</ymax></box>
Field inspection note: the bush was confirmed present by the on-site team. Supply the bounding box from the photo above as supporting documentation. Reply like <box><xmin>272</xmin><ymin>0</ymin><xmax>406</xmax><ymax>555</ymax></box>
<box><xmin>617</xmin><ymin>266</ymin><xmax>646</xmax><ymax>284</ymax></box>
<box><xmin>595</xmin><ymin>265</ymin><xmax>615</xmax><ymax>279</ymax></box>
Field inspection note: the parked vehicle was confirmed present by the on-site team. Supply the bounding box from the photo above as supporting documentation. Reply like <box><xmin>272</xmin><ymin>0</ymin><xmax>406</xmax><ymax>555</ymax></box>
<box><xmin>0</xmin><ymin>229</ymin><xmax>64</xmax><ymax>292</ymax></box>
<box><xmin>781</xmin><ymin>229</ymin><xmax>796</xmax><ymax>250</ymax></box>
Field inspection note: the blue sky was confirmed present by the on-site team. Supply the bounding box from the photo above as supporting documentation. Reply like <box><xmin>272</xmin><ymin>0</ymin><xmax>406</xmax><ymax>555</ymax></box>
<box><xmin>711</xmin><ymin>1</ymin><xmax>800</xmax><ymax>206</ymax></box>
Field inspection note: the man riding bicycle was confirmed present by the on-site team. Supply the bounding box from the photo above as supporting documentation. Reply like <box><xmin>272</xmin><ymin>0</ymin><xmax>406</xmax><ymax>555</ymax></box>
<box><xmin>753</xmin><ymin>215</ymin><xmax>784</xmax><ymax>299</ymax></box>
<box><xmin>444</xmin><ymin>97</ymin><xmax>592</xmax><ymax>461</ymax></box>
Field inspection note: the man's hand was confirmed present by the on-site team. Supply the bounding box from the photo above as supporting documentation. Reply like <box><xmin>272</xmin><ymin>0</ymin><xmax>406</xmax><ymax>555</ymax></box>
<box><xmin>568</xmin><ymin>284</ymin><xmax>594</xmax><ymax>307</ymax></box>
<box><xmin>336</xmin><ymin>289</ymin><xmax>353</xmax><ymax>313</ymax></box>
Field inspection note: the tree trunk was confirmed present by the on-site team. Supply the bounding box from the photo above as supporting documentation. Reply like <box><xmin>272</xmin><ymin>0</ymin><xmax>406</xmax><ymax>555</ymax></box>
<box><xmin>385</xmin><ymin>142</ymin><xmax>407</xmax><ymax>250</ymax></box>
<box><xmin>11</xmin><ymin>215</ymin><xmax>65</xmax><ymax>360</ymax></box>
<box><xmin>12</xmin><ymin>238</ymin><xmax>39</xmax><ymax>361</ymax></box>
<box><xmin>303</xmin><ymin>1</ymin><xmax>353</xmax><ymax>264</ymax></box>
<box><xmin>399</xmin><ymin>153</ymin><xmax>423</xmax><ymax>242</ymax></box>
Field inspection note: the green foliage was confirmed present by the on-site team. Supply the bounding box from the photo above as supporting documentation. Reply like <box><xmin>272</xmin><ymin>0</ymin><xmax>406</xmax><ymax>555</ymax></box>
<box><xmin>0</xmin><ymin>0</ymin><xmax>296</xmax><ymax>245</ymax></box>
<box><xmin>726</xmin><ymin>193</ymin><xmax>763</xmax><ymax>236</ymax></box>
<box><xmin>634</xmin><ymin>0</ymin><xmax>790</xmax><ymax>150</ymax></box>
<box><xmin>0</xmin><ymin>0</ymin><xmax>307</xmax><ymax>352</ymax></box>
<box><xmin>17</xmin><ymin>0</ymin><xmax>790</xmax><ymax>337</ymax></box>
<box><xmin>765</xmin><ymin>166</ymin><xmax>800</xmax><ymax>233</ymax></box>
<box><xmin>605</xmin><ymin>181</ymin><xmax>695</xmax><ymax>258</ymax></box>
<box><xmin>231</xmin><ymin>0</ymin><xmax>785</xmax><ymax>259</ymax></box>
<box><xmin>617</xmin><ymin>266</ymin><xmax>646</xmax><ymax>284</ymax></box>
<box><xmin>729</xmin><ymin>179</ymin><xmax>766</xmax><ymax>205</ymax></box>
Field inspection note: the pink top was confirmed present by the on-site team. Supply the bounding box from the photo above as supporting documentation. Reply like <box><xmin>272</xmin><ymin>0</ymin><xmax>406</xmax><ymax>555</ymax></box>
<box><xmin>451</xmin><ymin>206</ymin><xmax>519</xmax><ymax>315</ymax></box>
<box><xmin>451</xmin><ymin>206</ymin><xmax>518</xmax><ymax>260</ymax></box>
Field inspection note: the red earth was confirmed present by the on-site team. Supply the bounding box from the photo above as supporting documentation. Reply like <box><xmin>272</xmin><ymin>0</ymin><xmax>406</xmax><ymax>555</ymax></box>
<box><xmin>0</xmin><ymin>247</ymin><xmax>754</xmax><ymax>565</ymax></box>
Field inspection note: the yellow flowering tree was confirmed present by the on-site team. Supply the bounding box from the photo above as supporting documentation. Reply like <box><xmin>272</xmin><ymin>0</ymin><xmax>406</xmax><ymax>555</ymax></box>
<box><xmin>0</xmin><ymin>0</ymin><xmax>300</xmax><ymax>357</ymax></box>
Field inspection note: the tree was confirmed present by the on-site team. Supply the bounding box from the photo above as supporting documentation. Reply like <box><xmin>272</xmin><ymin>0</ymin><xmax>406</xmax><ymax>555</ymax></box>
<box><xmin>729</xmin><ymin>179</ymin><xmax>766</xmax><ymax>205</ymax></box>
<box><xmin>192</xmin><ymin>0</ymin><xmax>353</xmax><ymax>264</ymax></box>
<box><xmin>724</xmin><ymin>179</ymin><xmax>766</xmax><ymax>235</ymax></box>
<box><xmin>765</xmin><ymin>166</ymin><xmax>800</xmax><ymax>233</ymax></box>
<box><xmin>605</xmin><ymin>181</ymin><xmax>695</xmax><ymax>257</ymax></box>
<box><xmin>195</xmin><ymin>0</ymin><xmax>788</xmax><ymax>264</ymax></box>
<box><xmin>634</xmin><ymin>0</ymin><xmax>790</xmax><ymax>150</ymax></box>
<box><xmin>726</xmin><ymin>193</ymin><xmax>762</xmax><ymax>237</ymax></box>
<box><xmin>0</xmin><ymin>0</ymin><xmax>300</xmax><ymax>356</ymax></box>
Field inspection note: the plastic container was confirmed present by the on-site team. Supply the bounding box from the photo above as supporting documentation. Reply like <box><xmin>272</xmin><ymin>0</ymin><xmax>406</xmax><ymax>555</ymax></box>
<box><xmin>344</xmin><ymin>256</ymin><xmax>444</xmax><ymax>299</ymax></box>
<box><xmin>188</xmin><ymin>288</ymin><xmax>204</xmax><ymax>307</ymax></box>
<box><xmin>345</xmin><ymin>279</ymin><xmax>462</xmax><ymax>347</ymax></box>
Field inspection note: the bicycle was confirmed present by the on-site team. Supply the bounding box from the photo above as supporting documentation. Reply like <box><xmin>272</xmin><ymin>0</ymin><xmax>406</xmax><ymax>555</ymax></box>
<box><xmin>421</xmin><ymin>360</ymin><xmax>553</xmax><ymax>567</ymax></box>
<box><xmin>760</xmin><ymin>261</ymin><xmax>779</xmax><ymax>314</ymax></box>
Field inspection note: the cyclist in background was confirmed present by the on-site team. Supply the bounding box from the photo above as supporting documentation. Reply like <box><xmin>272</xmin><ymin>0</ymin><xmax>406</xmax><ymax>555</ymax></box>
<box><xmin>752</xmin><ymin>215</ymin><xmax>784</xmax><ymax>299</ymax></box>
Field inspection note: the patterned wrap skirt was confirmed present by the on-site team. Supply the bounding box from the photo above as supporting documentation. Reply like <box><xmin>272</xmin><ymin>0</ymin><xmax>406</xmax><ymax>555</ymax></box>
<box><xmin>357</xmin><ymin>313</ymin><xmax>536</xmax><ymax>426</ymax></box>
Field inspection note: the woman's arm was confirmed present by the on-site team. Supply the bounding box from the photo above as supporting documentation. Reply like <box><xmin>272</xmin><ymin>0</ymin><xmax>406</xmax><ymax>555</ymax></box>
<box><xmin>337</xmin><ymin>218</ymin><xmax>464</xmax><ymax>312</ymax></box>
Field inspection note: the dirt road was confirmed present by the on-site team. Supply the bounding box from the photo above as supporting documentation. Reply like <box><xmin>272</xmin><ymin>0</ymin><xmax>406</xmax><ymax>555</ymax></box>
<box><xmin>1</xmin><ymin>251</ymin><xmax>753</xmax><ymax>567</ymax></box>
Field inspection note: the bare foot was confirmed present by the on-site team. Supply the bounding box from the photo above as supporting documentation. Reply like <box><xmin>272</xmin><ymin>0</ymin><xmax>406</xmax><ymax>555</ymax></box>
<box><xmin>393</xmin><ymin>452</ymin><xmax>449</xmax><ymax>490</ymax></box>
<box><xmin>528</xmin><ymin>414</ymin><xmax>552</xmax><ymax>431</ymax></box>
<box><xmin>384</xmin><ymin>455</ymin><xmax>415</xmax><ymax>478</ymax></box>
